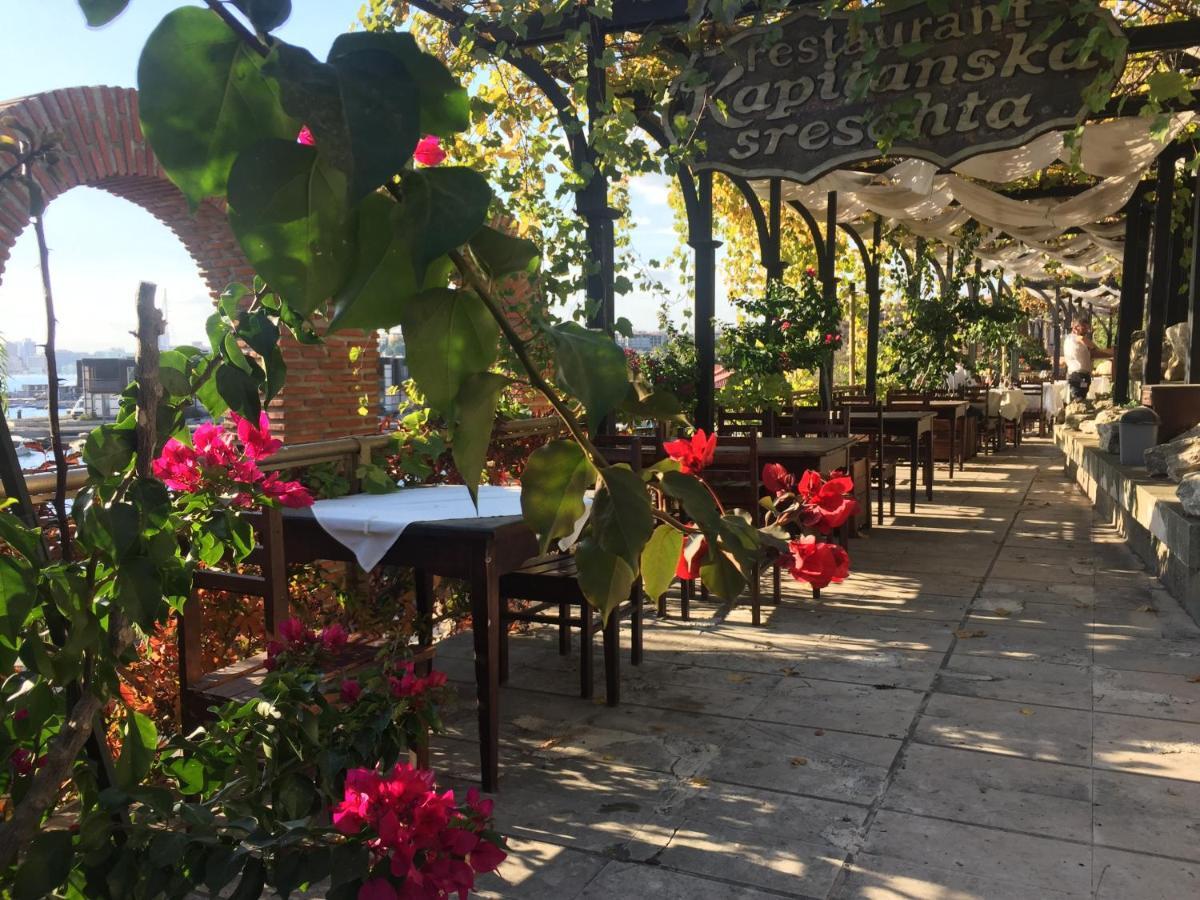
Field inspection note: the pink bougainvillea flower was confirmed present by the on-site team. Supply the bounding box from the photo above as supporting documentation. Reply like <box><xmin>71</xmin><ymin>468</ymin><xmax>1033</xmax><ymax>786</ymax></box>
<box><xmin>9</xmin><ymin>748</ymin><xmax>33</xmax><ymax>776</ymax></box>
<box><xmin>296</xmin><ymin>125</ymin><xmax>316</xmax><ymax>146</ymax></box>
<box><xmin>261</xmin><ymin>472</ymin><xmax>315</xmax><ymax>508</ymax></box>
<box><xmin>234</xmin><ymin>411</ymin><xmax>283</xmax><ymax>460</ymax></box>
<box><xmin>339</xmin><ymin>678</ymin><xmax>362</xmax><ymax>704</ymax></box>
<box><xmin>787</xmin><ymin>535</ymin><xmax>850</xmax><ymax>589</ymax></box>
<box><xmin>321</xmin><ymin>623</ymin><xmax>349</xmax><ymax>654</ymax></box>
<box><xmin>413</xmin><ymin>135</ymin><xmax>446</xmax><ymax>166</ymax></box>
<box><xmin>357</xmin><ymin>880</ymin><xmax>397</xmax><ymax>900</ymax></box>
<box><xmin>779</xmin><ymin>321</ymin><xmax>791</xmax><ymax>331</ymax></box>
<box><xmin>191</xmin><ymin>422</ymin><xmax>236</xmax><ymax>467</ymax></box>
<box><xmin>663</xmin><ymin>429</ymin><xmax>717</xmax><ymax>475</ymax></box>
<box><xmin>13</xmin><ymin>708</ymin><xmax>28</xmax><ymax>722</ymax></box>
<box><xmin>762</xmin><ymin>462</ymin><xmax>795</xmax><ymax>496</ymax></box>
<box><xmin>469</xmin><ymin>836</ymin><xmax>508</xmax><ymax>874</ymax></box>
<box><xmin>277</xmin><ymin>617</ymin><xmax>314</xmax><ymax>647</ymax></box>
<box><xmin>152</xmin><ymin>438</ymin><xmax>203</xmax><ymax>492</ymax></box>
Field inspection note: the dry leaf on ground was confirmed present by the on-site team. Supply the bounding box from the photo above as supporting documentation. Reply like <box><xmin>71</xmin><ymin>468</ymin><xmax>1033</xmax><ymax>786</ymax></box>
<box><xmin>955</xmin><ymin>629</ymin><xmax>988</xmax><ymax>639</ymax></box>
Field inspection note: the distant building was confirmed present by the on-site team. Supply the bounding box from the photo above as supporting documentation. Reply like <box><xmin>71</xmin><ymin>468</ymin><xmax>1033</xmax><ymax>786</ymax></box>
<box><xmin>618</xmin><ymin>331</ymin><xmax>668</xmax><ymax>353</ymax></box>
<box><xmin>77</xmin><ymin>357</ymin><xmax>135</xmax><ymax>418</ymax></box>
<box><xmin>379</xmin><ymin>356</ymin><xmax>409</xmax><ymax>415</ymax></box>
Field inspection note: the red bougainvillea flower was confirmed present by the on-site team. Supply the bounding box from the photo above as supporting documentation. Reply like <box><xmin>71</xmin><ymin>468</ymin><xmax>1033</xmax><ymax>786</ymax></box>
<box><xmin>13</xmin><ymin>708</ymin><xmax>28</xmax><ymax>722</ymax></box>
<box><xmin>320</xmin><ymin>622</ymin><xmax>348</xmax><ymax>653</ymax></box>
<box><xmin>675</xmin><ymin>535</ymin><xmax>708</xmax><ymax>580</ymax></box>
<box><xmin>262</xmin><ymin>472</ymin><xmax>315</xmax><ymax>508</ymax></box>
<box><xmin>413</xmin><ymin>134</ymin><xmax>446</xmax><ymax>166</ymax></box>
<box><xmin>339</xmin><ymin>678</ymin><xmax>363</xmax><ymax>704</ymax></box>
<box><xmin>787</xmin><ymin>536</ymin><xmax>850</xmax><ymax>589</ymax></box>
<box><xmin>357</xmin><ymin>880</ymin><xmax>396</xmax><ymax>900</ymax></box>
<box><xmin>663</xmin><ymin>429</ymin><xmax>717</xmax><ymax>475</ymax></box>
<box><xmin>779</xmin><ymin>321</ymin><xmax>791</xmax><ymax>331</ymax></box>
<box><xmin>762</xmin><ymin>462</ymin><xmax>795</xmax><ymax>496</ymax></box>
<box><xmin>9</xmin><ymin>748</ymin><xmax>33</xmax><ymax>777</ymax></box>
<box><xmin>797</xmin><ymin>471</ymin><xmax>859</xmax><ymax>534</ymax></box>
<box><xmin>234</xmin><ymin>411</ymin><xmax>283</xmax><ymax>459</ymax></box>
<box><xmin>152</xmin><ymin>438</ymin><xmax>203</xmax><ymax>492</ymax></box>
<box><xmin>805</xmin><ymin>266</ymin><xmax>817</xmax><ymax>277</ymax></box>
<box><xmin>296</xmin><ymin>125</ymin><xmax>316</xmax><ymax>146</ymax></box>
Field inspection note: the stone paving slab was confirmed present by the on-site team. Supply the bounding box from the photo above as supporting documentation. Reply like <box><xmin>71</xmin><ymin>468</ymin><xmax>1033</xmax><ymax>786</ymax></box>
<box><xmin>430</xmin><ymin>441</ymin><xmax>1200</xmax><ymax>899</ymax></box>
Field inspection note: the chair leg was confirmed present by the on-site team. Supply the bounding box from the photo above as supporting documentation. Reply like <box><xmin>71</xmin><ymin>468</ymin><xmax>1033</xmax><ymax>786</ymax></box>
<box><xmin>773</xmin><ymin>564</ymin><xmax>781</xmax><ymax>604</ymax></box>
<box><xmin>657</xmin><ymin>587</ymin><xmax>668</xmax><ymax>619</ymax></box>
<box><xmin>499</xmin><ymin>613</ymin><xmax>510</xmax><ymax>686</ymax></box>
<box><xmin>750</xmin><ymin>568</ymin><xmax>761</xmax><ymax>626</ymax></box>
<box><xmin>558</xmin><ymin>601</ymin><xmax>571</xmax><ymax>656</ymax></box>
<box><xmin>580</xmin><ymin>605</ymin><xmax>595</xmax><ymax>699</ymax></box>
<box><xmin>681</xmin><ymin>579</ymin><xmax>692</xmax><ymax>620</ymax></box>
<box><xmin>603</xmin><ymin>608</ymin><xmax>620</xmax><ymax>706</ymax></box>
<box><xmin>631</xmin><ymin>584</ymin><xmax>644</xmax><ymax>666</ymax></box>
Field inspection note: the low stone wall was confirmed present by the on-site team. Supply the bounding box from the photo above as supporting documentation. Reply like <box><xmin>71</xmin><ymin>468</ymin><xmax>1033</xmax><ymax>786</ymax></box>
<box><xmin>1057</xmin><ymin>426</ymin><xmax>1200</xmax><ymax>624</ymax></box>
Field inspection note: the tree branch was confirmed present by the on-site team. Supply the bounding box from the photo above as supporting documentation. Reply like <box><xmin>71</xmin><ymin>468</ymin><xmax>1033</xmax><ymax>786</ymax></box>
<box><xmin>33</xmin><ymin>213</ymin><xmax>71</xmax><ymax>562</ymax></box>
<box><xmin>203</xmin><ymin>0</ymin><xmax>269</xmax><ymax>56</ymax></box>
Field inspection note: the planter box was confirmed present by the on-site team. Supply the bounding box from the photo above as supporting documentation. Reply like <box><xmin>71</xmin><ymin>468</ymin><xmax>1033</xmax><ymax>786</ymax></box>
<box><xmin>1140</xmin><ymin>384</ymin><xmax>1200</xmax><ymax>442</ymax></box>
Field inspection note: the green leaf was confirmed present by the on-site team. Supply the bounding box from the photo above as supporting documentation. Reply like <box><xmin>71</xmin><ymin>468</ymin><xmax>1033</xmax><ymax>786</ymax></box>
<box><xmin>83</xmin><ymin>424</ymin><xmax>135</xmax><ymax>478</ymax></box>
<box><xmin>116</xmin><ymin>556</ymin><xmax>166</xmax><ymax>628</ymax></box>
<box><xmin>592</xmin><ymin>466</ymin><xmax>653</xmax><ymax>568</ymax></box>
<box><xmin>574</xmin><ymin>538</ymin><xmax>636</xmax><ymax>622</ymax></box>
<box><xmin>550</xmin><ymin>323</ymin><xmax>630</xmax><ymax>431</ymax></box>
<box><xmin>196</xmin><ymin>369</ymin><xmax>230</xmax><ymax>419</ymax></box>
<box><xmin>115</xmin><ymin>708</ymin><xmax>158</xmax><ymax>791</ymax></box>
<box><xmin>328</xmin><ymin>32</ymin><xmax>469</xmax><ymax>138</ymax></box>
<box><xmin>699</xmin><ymin>549</ymin><xmax>746</xmax><ymax>602</ymax></box>
<box><xmin>402</xmin><ymin>289</ymin><xmax>499</xmax><ymax>415</ymax></box>
<box><xmin>521</xmin><ymin>440</ymin><xmax>596</xmax><ymax>554</ymax></box>
<box><xmin>246</xmin><ymin>0</ymin><xmax>291</xmax><ymax>31</ymax></box>
<box><xmin>401</xmin><ymin>167</ymin><xmax>492</xmax><ymax>272</ymax></box>
<box><xmin>230</xmin><ymin>858</ymin><xmax>267</xmax><ymax>900</ymax></box>
<box><xmin>216</xmin><ymin>363</ymin><xmax>262</xmax><ymax>421</ymax></box>
<box><xmin>641</xmin><ymin>525</ymin><xmax>683</xmax><ymax>602</ymax></box>
<box><xmin>78</xmin><ymin>0</ymin><xmax>130</xmax><ymax>27</ymax></box>
<box><xmin>269</xmin><ymin>41</ymin><xmax>419</xmax><ymax>204</ymax></box>
<box><xmin>137</xmin><ymin>7</ymin><xmax>297</xmax><ymax>206</ymax></box>
<box><xmin>0</xmin><ymin>511</ymin><xmax>42</xmax><ymax>562</ymax></box>
<box><xmin>13</xmin><ymin>830</ymin><xmax>73</xmax><ymax>900</ymax></box>
<box><xmin>660</xmin><ymin>471</ymin><xmax>721</xmax><ymax>533</ymax></box>
<box><xmin>164</xmin><ymin>756</ymin><xmax>206</xmax><ymax>795</ymax></box>
<box><xmin>0</xmin><ymin>557</ymin><xmax>37</xmax><ymax>633</ymax></box>
<box><xmin>468</xmin><ymin>224</ymin><xmax>541</xmax><ymax>279</ymax></box>
<box><xmin>236</xmin><ymin>310</ymin><xmax>281</xmax><ymax>359</ymax></box>
<box><xmin>328</xmin><ymin>193</ymin><xmax>420</xmax><ymax>332</ymax></box>
<box><xmin>451</xmin><ymin>372</ymin><xmax>509</xmax><ymax>506</ymax></box>
<box><xmin>227</xmin><ymin>140</ymin><xmax>353</xmax><ymax>315</ymax></box>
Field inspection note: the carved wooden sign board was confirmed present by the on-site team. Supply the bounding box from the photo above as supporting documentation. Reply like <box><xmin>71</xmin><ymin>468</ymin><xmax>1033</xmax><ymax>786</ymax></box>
<box><xmin>669</xmin><ymin>0</ymin><xmax>1126</xmax><ymax>184</ymax></box>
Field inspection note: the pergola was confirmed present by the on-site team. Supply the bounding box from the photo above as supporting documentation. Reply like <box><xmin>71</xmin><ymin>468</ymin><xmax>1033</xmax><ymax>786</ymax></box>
<box><xmin>407</xmin><ymin>0</ymin><xmax>1200</xmax><ymax>428</ymax></box>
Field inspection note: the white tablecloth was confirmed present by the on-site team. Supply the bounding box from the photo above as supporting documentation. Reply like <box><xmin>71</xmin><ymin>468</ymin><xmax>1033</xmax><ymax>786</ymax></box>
<box><xmin>1043</xmin><ymin>375</ymin><xmax>1111</xmax><ymax>419</ymax></box>
<box><xmin>987</xmin><ymin>389</ymin><xmax>1028</xmax><ymax>421</ymax></box>
<box><xmin>310</xmin><ymin>484</ymin><xmax>587</xmax><ymax>571</ymax></box>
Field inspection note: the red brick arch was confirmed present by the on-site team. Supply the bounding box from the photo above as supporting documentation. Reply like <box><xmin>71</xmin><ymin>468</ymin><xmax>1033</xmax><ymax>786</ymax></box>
<box><xmin>0</xmin><ymin>86</ymin><xmax>376</xmax><ymax>444</ymax></box>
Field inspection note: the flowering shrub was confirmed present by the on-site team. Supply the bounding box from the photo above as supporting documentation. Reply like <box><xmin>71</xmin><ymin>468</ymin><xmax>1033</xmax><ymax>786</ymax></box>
<box><xmin>760</xmin><ymin>463</ymin><xmax>857</xmax><ymax>591</ymax></box>
<box><xmin>334</xmin><ymin>765</ymin><xmax>506</xmax><ymax>898</ymax></box>
<box><xmin>722</xmin><ymin>276</ymin><xmax>843</xmax><ymax>380</ymax></box>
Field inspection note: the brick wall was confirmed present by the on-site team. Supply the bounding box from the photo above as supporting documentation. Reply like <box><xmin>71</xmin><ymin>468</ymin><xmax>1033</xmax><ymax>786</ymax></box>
<box><xmin>0</xmin><ymin>86</ymin><xmax>376</xmax><ymax>444</ymax></box>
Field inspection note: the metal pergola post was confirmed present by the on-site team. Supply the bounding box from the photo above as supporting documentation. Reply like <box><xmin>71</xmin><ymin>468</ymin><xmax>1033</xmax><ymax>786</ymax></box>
<box><xmin>1145</xmin><ymin>148</ymin><xmax>1181</xmax><ymax>386</ymax></box>
<box><xmin>820</xmin><ymin>191</ymin><xmax>837</xmax><ymax>408</ymax></box>
<box><xmin>692</xmin><ymin>171</ymin><xmax>719</xmax><ymax>433</ymax></box>
<box><xmin>1114</xmin><ymin>194</ymin><xmax>1150</xmax><ymax>402</ymax></box>
<box><xmin>1187</xmin><ymin>165</ymin><xmax>1200</xmax><ymax>382</ymax></box>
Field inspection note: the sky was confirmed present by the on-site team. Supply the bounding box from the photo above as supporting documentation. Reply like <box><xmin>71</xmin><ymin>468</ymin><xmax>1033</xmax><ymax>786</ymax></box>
<box><xmin>0</xmin><ymin>1</ymin><xmax>715</xmax><ymax>353</ymax></box>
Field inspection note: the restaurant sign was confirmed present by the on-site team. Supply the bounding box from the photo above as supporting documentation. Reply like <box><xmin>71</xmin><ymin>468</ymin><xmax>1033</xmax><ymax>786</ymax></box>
<box><xmin>669</xmin><ymin>0</ymin><xmax>1126</xmax><ymax>183</ymax></box>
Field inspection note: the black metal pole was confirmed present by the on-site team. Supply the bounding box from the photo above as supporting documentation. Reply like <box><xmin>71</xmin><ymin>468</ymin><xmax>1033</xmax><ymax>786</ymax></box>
<box><xmin>820</xmin><ymin>191</ymin><xmax>837</xmax><ymax>408</ymax></box>
<box><xmin>692</xmin><ymin>171</ymin><xmax>719</xmax><ymax>433</ymax></box>
<box><xmin>767</xmin><ymin>177</ymin><xmax>783</xmax><ymax>282</ymax></box>
<box><xmin>865</xmin><ymin>217</ymin><xmax>883</xmax><ymax>400</ymax></box>
<box><xmin>582</xmin><ymin>9</ymin><xmax>613</xmax><ymax>335</ymax></box>
<box><xmin>1115</xmin><ymin>194</ymin><xmax>1149</xmax><ymax>401</ymax></box>
<box><xmin>1052</xmin><ymin>289</ymin><xmax>1063</xmax><ymax>381</ymax></box>
<box><xmin>1145</xmin><ymin>149</ymin><xmax>1179</xmax><ymax>386</ymax></box>
<box><xmin>1168</xmin><ymin>147</ymin><xmax>1197</xmax><ymax>327</ymax></box>
<box><xmin>1187</xmin><ymin>165</ymin><xmax>1200</xmax><ymax>382</ymax></box>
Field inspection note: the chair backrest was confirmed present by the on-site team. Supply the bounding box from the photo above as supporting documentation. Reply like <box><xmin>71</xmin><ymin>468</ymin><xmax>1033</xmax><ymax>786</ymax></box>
<box><xmin>593</xmin><ymin>434</ymin><xmax>644</xmax><ymax>475</ymax></box>
<box><xmin>717</xmin><ymin>407</ymin><xmax>772</xmax><ymax>438</ymax></box>
<box><xmin>784</xmin><ymin>405</ymin><xmax>852</xmax><ymax>438</ymax></box>
<box><xmin>701</xmin><ymin>433</ymin><xmax>761</xmax><ymax>524</ymax></box>
<box><xmin>887</xmin><ymin>390</ymin><xmax>932</xmax><ymax>406</ymax></box>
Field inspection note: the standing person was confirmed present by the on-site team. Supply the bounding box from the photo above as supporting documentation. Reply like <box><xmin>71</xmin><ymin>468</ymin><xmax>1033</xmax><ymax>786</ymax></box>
<box><xmin>1063</xmin><ymin>320</ymin><xmax>1112</xmax><ymax>401</ymax></box>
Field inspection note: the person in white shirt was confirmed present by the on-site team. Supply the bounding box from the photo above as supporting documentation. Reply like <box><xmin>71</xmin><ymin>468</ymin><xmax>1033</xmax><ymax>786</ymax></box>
<box><xmin>1063</xmin><ymin>320</ymin><xmax>1112</xmax><ymax>401</ymax></box>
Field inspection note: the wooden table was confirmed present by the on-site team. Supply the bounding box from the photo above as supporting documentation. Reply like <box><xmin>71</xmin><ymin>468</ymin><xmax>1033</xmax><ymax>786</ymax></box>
<box><xmin>753</xmin><ymin>436</ymin><xmax>859</xmax><ymax>475</ymax></box>
<box><xmin>849</xmin><ymin>411</ymin><xmax>935</xmax><ymax>513</ymax></box>
<box><xmin>281</xmin><ymin>508</ymin><xmax>538</xmax><ymax>792</ymax></box>
<box><xmin>886</xmin><ymin>401</ymin><xmax>969</xmax><ymax>477</ymax></box>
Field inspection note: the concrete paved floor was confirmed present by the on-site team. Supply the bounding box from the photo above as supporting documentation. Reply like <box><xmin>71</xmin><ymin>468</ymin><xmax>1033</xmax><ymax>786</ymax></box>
<box><xmin>432</xmin><ymin>439</ymin><xmax>1200</xmax><ymax>899</ymax></box>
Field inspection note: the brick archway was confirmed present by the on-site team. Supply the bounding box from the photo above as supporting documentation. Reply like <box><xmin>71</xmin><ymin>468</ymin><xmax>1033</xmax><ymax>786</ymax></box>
<box><xmin>0</xmin><ymin>86</ymin><xmax>376</xmax><ymax>444</ymax></box>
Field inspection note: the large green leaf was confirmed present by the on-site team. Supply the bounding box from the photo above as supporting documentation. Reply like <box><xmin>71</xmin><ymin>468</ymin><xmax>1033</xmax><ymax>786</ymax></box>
<box><xmin>328</xmin><ymin>193</ymin><xmax>420</xmax><ymax>332</ymax></box>
<box><xmin>115</xmin><ymin>708</ymin><xmax>158</xmax><ymax>791</ymax></box>
<box><xmin>641</xmin><ymin>525</ymin><xmax>683</xmax><ymax>602</ymax></box>
<box><xmin>592</xmin><ymin>465</ymin><xmax>654</xmax><ymax>568</ymax></box>
<box><xmin>451</xmin><ymin>372</ymin><xmax>509</xmax><ymax>507</ymax></box>
<box><xmin>138</xmin><ymin>7</ymin><xmax>297</xmax><ymax>207</ymax></box>
<box><xmin>401</xmin><ymin>167</ymin><xmax>492</xmax><ymax>271</ymax></box>
<box><xmin>78</xmin><ymin>0</ymin><xmax>130</xmax><ymax>26</ymax></box>
<box><xmin>660</xmin><ymin>470</ymin><xmax>722</xmax><ymax>533</ymax></box>
<box><xmin>550</xmin><ymin>323</ymin><xmax>631</xmax><ymax>431</ymax></box>
<box><xmin>699</xmin><ymin>550</ymin><xmax>746</xmax><ymax>602</ymax></box>
<box><xmin>328</xmin><ymin>32</ymin><xmax>469</xmax><ymax>138</ymax></box>
<box><xmin>216</xmin><ymin>362</ymin><xmax>262</xmax><ymax>421</ymax></box>
<box><xmin>83</xmin><ymin>423</ymin><xmax>135</xmax><ymax>478</ymax></box>
<box><xmin>521</xmin><ymin>440</ymin><xmax>596</xmax><ymax>555</ymax></box>
<box><xmin>269</xmin><ymin>42</ymin><xmax>419</xmax><ymax>204</ymax></box>
<box><xmin>227</xmin><ymin>139</ymin><xmax>353</xmax><ymax>316</ymax></box>
<box><xmin>12</xmin><ymin>830</ymin><xmax>73</xmax><ymax>900</ymax></box>
<box><xmin>574</xmin><ymin>538</ymin><xmax>636</xmax><ymax>622</ymax></box>
<box><xmin>469</xmin><ymin>224</ymin><xmax>541</xmax><ymax>279</ymax></box>
<box><xmin>402</xmin><ymin>289</ymin><xmax>499</xmax><ymax>415</ymax></box>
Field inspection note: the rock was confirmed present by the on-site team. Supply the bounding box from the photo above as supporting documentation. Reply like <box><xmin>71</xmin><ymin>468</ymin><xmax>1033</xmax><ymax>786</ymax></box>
<box><xmin>1065</xmin><ymin>413</ymin><xmax>1091</xmax><ymax>429</ymax></box>
<box><xmin>1178</xmin><ymin>472</ymin><xmax>1200</xmax><ymax>516</ymax></box>
<box><xmin>1145</xmin><ymin>423</ymin><xmax>1200</xmax><ymax>476</ymax></box>
<box><xmin>1065</xmin><ymin>400</ymin><xmax>1094</xmax><ymax>418</ymax></box>
<box><xmin>1097</xmin><ymin>421</ymin><xmax>1119</xmax><ymax>453</ymax></box>
<box><xmin>1080</xmin><ymin>418</ymin><xmax>1099</xmax><ymax>434</ymax></box>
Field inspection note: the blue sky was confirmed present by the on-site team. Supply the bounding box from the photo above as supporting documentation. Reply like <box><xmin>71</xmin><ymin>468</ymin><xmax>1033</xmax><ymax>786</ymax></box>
<box><xmin>0</xmin><ymin>1</ymin><xmax>701</xmax><ymax>352</ymax></box>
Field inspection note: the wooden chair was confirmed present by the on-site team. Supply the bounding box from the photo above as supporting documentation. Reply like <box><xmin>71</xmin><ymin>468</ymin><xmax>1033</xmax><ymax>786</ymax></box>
<box><xmin>965</xmin><ymin>386</ymin><xmax>1000</xmax><ymax>454</ymax></box>
<box><xmin>179</xmin><ymin>507</ymin><xmax>432</xmax><ymax>760</ymax></box>
<box><xmin>779</xmin><ymin>405</ymin><xmax>852</xmax><ymax>439</ymax></box>
<box><xmin>1019</xmin><ymin>383</ymin><xmax>1044</xmax><ymax>437</ymax></box>
<box><xmin>848</xmin><ymin>405</ymin><xmax>898</xmax><ymax>525</ymax></box>
<box><xmin>497</xmin><ymin>436</ymin><xmax>645</xmax><ymax>706</ymax></box>
<box><xmin>717</xmin><ymin>407</ymin><xmax>773</xmax><ymax>437</ymax></box>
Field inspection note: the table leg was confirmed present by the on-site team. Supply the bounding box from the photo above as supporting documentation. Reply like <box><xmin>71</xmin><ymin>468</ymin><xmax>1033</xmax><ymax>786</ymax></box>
<box><xmin>469</xmin><ymin>553</ymin><xmax>501</xmax><ymax>792</ymax></box>
<box><xmin>414</xmin><ymin>569</ymin><xmax>434</xmax><ymax>677</ymax></box>
<box><xmin>924</xmin><ymin>432</ymin><xmax>934</xmax><ymax>501</ymax></box>
<box><xmin>948</xmin><ymin>416</ymin><xmax>956</xmax><ymax>479</ymax></box>
<box><xmin>909</xmin><ymin>433</ymin><xmax>918</xmax><ymax>513</ymax></box>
